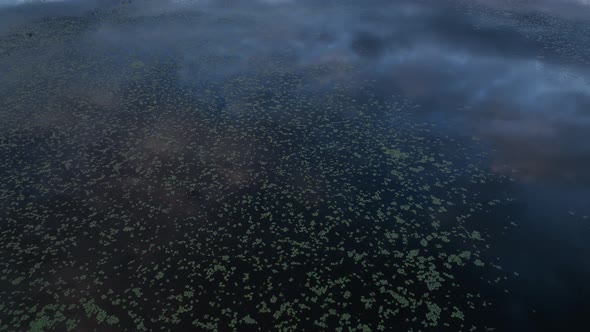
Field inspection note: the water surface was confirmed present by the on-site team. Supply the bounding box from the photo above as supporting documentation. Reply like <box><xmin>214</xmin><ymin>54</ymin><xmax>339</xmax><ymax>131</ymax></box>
<box><xmin>1</xmin><ymin>0</ymin><xmax>589</xmax><ymax>331</ymax></box>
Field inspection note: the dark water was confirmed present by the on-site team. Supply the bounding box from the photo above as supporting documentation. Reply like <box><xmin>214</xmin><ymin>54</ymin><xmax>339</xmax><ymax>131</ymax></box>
<box><xmin>1</xmin><ymin>0</ymin><xmax>589</xmax><ymax>331</ymax></box>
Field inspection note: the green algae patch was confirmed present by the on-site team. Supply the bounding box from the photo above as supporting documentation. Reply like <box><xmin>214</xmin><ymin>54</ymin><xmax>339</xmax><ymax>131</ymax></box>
<box><xmin>0</xmin><ymin>2</ymin><xmax>523</xmax><ymax>331</ymax></box>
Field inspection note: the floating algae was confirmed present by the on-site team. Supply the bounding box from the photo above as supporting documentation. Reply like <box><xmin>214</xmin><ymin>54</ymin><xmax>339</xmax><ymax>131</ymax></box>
<box><xmin>5</xmin><ymin>1</ymin><xmax>577</xmax><ymax>331</ymax></box>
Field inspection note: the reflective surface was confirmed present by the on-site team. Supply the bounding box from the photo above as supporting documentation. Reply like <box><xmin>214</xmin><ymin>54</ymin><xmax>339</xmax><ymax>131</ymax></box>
<box><xmin>1</xmin><ymin>1</ymin><xmax>589</xmax><ymax>331</ymax></box>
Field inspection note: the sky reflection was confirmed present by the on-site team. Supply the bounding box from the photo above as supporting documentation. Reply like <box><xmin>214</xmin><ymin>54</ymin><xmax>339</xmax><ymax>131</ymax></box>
<box><xmin>1</xmin><ymin>0</ymin><xmax>589</xmax><ymax>330</ymax></box>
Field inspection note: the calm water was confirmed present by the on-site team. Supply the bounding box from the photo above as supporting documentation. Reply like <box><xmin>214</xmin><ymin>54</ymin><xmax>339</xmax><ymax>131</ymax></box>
<box><xmin>1</xmin><ymin>0</ymin><xmax>589</xmax><ymax>331</ymax></box>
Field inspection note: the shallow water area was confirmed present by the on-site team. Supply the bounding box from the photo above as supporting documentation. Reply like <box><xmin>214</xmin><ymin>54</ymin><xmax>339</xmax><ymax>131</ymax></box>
<box><xmin>1</xmin><ymin>1</ymin><xmax>589</xmax><ymax>331</ymax></box>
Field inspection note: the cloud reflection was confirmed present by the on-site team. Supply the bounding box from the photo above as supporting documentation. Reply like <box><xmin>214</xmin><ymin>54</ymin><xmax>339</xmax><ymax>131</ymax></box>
<box><xmin>1</xmin><ymin>0</ymin><xmax>589</xmax><ymax>184</ymax></box>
